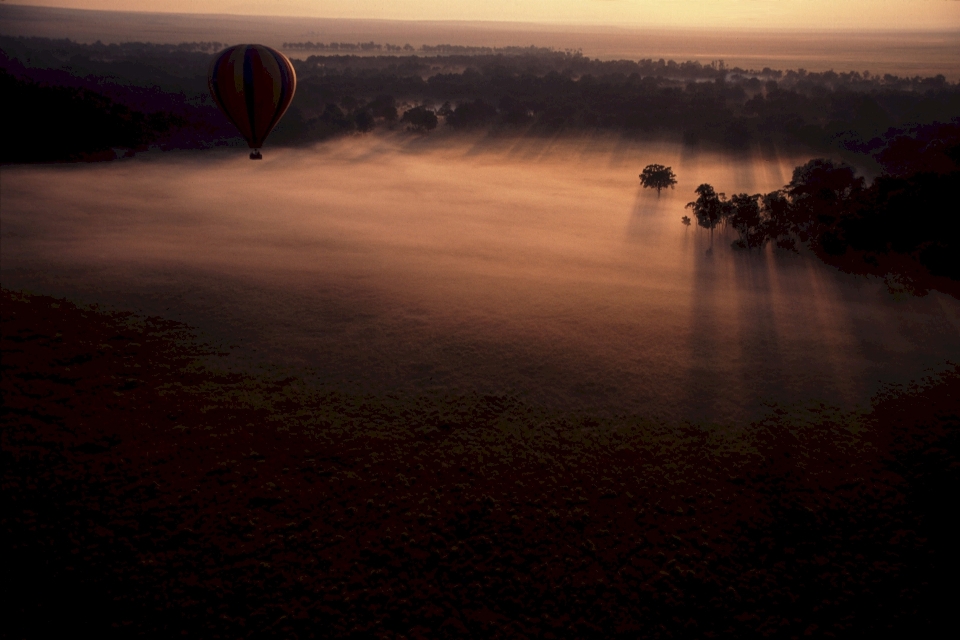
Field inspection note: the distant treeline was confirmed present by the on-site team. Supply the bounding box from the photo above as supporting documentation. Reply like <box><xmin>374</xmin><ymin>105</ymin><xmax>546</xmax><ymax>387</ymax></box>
<box><xmin>288</xmin><ymin>53</ymin><xmax>956</xmax><ymax>156</ymax></box>
<box><xmin>283</xmin><ymin>41</ymin><xmax>566</xmax><ymax>56</ymax></box>
<box><xmin>685</xmin><ymin>122</ymin><xmax>960</xmax><ymax>289</ymax></box>
<box><xmin>284</xmin><ymin>40</ymin><xmax>412</xmax><ymax>52</ymax></box>
<box><xmin>79</xmin><ymin>40</ymin><xmax>226</xmax><ymax>54</ymax></box>
<box><xmin>1</xmin><ymin>35</ymin><xmax>958</xmax><ymax>163</ymax></box>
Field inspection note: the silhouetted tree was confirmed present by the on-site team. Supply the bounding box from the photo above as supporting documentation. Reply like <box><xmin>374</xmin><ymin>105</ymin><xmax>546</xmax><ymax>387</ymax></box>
<box><xmin>498</xmin><ymin>96</ymin><xmax>533</xmax><ymax>126</ymax></box>
<box><xmin>639</xmin><ymin>164</ymin><xmax>678</xmax><ymax>196</ymax></box>
<box><xmin>367</xmin><ymin>95</ymin><xmax>399</xmax><ymax>122</ymax></box>
<box><xmin>319</xmin><ymin>103</ymin><xmax>353</xmax><ymax>131</ymax></box>
<box><xmin>729</xmin><ymin>193</ymin><xmax>766</xmax><ymax>250</ymax></box>
<box><xmin>786</xmin><ymin>159</ymin><xmax>863</xmax><ymax>251</ymax></box>
<box><xmin>877</xmin><ymin>129</ymin><xmax>960</xmax><ymax>177</ymax></box>
<box><xmin>354</xmin><ymin>110</ymin><xmax>375</xmax><ymax>132</ymax></box>
<box><xmin>757</xmin><ymin>190</ymin><xmax>796</xmax><ymax>251</ymax></box>
<box><xmin>686</xmin><ymin>184</ymin><xmax>729</xmax><ymax>241</ymax></box>
<box><xmin>446</xmin><ymin>99</ymin><xmax>498</xmax><ymax>129</ymax></box>
<box><xmin>787</xmin><ymin>159</ymin><xmax>863</xmax><ymax>203</ymax></box>
<box><xmin>401</xmin><ymin>106</ymin><xmax>438</xmax><ymax>132</ymax></box>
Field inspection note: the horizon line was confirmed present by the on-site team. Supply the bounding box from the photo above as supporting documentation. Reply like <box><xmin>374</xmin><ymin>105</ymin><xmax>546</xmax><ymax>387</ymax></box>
<box><xmin>3</xmin><ymin>3</ymin><xmax>959</xmax><ymax>34</ymax></box>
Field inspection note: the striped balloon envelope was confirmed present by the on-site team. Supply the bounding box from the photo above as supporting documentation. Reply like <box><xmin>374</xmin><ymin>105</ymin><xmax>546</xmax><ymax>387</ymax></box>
<box><xmin>208</xmin><ymin>45</ymin><xmax>296</xmax><ymax>158</ymax></box>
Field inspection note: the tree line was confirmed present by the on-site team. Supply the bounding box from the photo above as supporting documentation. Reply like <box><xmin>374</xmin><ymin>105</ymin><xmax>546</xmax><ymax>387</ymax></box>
<box><xmin>682</xmin><ymin>122</ymin><xmax>960</xmax><ymax>289</ymax></box>
<box><xmin>1</xmin><ymin>35</ymin><xmax>957</xmax><ymax>165</ymax></box>
<box><xmin>282</xmin><ymin>42</ymin><xmax>561</xmax><ymax>56</ymax></box>
<box><xmin>283</xmin><ymin>41</ymin><xmax>412</xmax><ymax>52</ymax></box>
<box><xmin>286</xmin><ymin>55</ymin><xmax>956</xmax><ymax>154</ymax></box>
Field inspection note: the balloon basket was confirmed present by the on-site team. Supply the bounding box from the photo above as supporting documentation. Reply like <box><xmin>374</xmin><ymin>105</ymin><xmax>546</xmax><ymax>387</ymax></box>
<box><xmin>249</xmin><ymin>150</ymin><xmax>263</xmax><ymax>160</ymax></box>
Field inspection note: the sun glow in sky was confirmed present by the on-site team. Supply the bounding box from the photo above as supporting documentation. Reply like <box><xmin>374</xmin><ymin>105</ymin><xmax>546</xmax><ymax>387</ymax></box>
<box><xmin>6</xmin><ymin>0</ymin><xmax>960</xmax><ymax>30</ymax></box>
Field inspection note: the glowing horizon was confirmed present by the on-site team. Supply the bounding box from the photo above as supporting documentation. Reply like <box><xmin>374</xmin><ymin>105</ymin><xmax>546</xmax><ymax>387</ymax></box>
<box><xmin>4</xmin><ymin>0</ymin><xmax>960</xmax><ymax>31</ymax></box>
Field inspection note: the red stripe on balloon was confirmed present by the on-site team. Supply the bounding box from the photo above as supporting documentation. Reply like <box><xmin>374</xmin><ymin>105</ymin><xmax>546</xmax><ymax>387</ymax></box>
<box><xmin>249</xmin><ymin>47</ymin><xmax>282</xmax><ymax>148</ymax></box>
<box><xmin>213</xmin><ymin>48</ymin><xmax>254</xmax><ymax>142</ymax></box>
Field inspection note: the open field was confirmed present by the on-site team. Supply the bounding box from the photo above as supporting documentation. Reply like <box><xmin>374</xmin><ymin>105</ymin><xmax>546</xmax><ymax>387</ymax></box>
<box><xmin>4</xmin><ymin>288</ymin><xmax>958</xmax><ymax>637</ymax></box>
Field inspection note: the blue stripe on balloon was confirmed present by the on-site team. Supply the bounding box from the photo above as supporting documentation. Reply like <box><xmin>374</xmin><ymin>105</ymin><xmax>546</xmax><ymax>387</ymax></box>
<box><xmin>210</xmin><ymin>50</ymin><xmax>243</xmax><ymax>139</ymax></box>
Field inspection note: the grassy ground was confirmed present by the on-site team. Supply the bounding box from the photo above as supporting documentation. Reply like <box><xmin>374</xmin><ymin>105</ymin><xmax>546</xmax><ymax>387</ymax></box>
<box><xmin>3</xmin><ymin>288</ymin><xmax>957</xmax><ymax>638</ymax></box>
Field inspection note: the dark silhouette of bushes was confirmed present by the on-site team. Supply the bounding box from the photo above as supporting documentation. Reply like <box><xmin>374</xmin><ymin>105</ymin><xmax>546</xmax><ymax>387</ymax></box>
<box><xmin>1</xmin><ymin>69</ymin><xmax>181</xmax><ymax>163</ymax></box>
<box><xmin>445</xmin><ymin>98</ymin><xmax>498</xmax><ymax>129</ymax></box>
<box><xmin>400</xmin><ymin>105</ymin><xmax>438</xmax><ymax>131</ymax></box>
<box><xmin>354</xmin><ymin>109</ymin><xmax>375</xmax><ymax>132</ymax></box>
<box><xmin>685</xmin><ymin>123</ymin><xmax>960</xmax><ymax>290</ymax></box>
<box><xmin>366</xmin><ymin>95</ymin><xmax>399</xmax><ymax>122</ymax></box>
<box><xmin>315</xmin><ymin>103</ymin><xmax>355</xmax><ymax>135</ymax></box>
<box><xmin>844</xmin><ymin>170</ymin><xmax>959</xmax><ymax>279</ymax></box>
<box><xmin>728</xmin><ymin>193</ymin><xmax>766</xmax><ymax>249</ymax></box>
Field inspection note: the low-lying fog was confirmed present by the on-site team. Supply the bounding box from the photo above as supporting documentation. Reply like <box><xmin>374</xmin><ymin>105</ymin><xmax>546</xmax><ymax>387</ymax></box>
<box><xmin>3</xmin><ymin>134</ymin><xmax>958</xmax><ymax>423</ymax></box>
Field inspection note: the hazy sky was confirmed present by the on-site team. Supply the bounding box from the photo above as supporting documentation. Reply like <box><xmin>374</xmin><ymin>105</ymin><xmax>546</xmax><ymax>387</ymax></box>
<box><xmin>6</xmin><ymin>0</ymin><xmax>960</xmax><ymax>30</ymax></box>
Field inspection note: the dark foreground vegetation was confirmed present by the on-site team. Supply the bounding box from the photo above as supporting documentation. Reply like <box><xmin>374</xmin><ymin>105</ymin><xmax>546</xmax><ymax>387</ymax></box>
<box><xmin>4</xmin><ymin>288</ymin><xmax>958</xmax><ymax>638</ymax></box>
<box><xmin>2</xmin><ymin>36</ymin><xmax>958</xmax><ymax>163</ymax></box>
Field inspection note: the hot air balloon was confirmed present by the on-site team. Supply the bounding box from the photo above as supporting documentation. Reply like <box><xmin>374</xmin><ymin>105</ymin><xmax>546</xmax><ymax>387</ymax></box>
<box><xmin>208</xmin><ymin>44</ymin><xmax>296</xmax><ymax>160</ymax></box>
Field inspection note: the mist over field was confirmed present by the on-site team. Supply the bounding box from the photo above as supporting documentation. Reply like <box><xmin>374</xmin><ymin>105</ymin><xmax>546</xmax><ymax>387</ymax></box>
<box><xmin>3</xmin><ymin>134</ymin><xmax>957</xmax><ymax>423</ymax></box>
